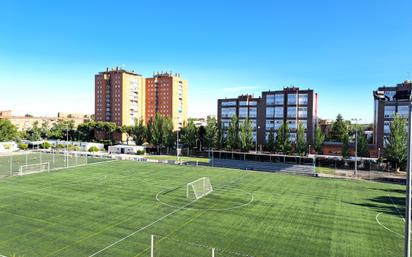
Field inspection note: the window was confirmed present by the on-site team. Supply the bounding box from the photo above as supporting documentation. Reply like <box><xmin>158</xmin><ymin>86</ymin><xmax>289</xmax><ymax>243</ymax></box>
<box><xmin>222</xmin><ymin>101</ymin><xmax>236</xmax><ymax>106</ymax></box>
<box><xmin>266</xmin><ymin>120</ymin><xmax>274</xmax><ymax>130</ymax></box>
<box><xmin>221</xmin><ymin>120</ymin><xmax>231</xmax><ymax>129</ymax></box>
<box><xmin>289</xmin><ymin>132</ymin><xmax>297</xmax><ymax>142</ymax></box>
<box><xmin>298</xmin><ymin>107</ymin><xmax>307</xmax><ymax>118</ymax></box>
<box><xmin>221</xmin><ymin>107</ymin><xmax>236</xmax><ymax>118</ymax></box>
<box><xmin>384</xmin><ymin>121</ymin><xmax>391</xmax><ymax>134</ymax></box>
<box><xmin>384</xmin><ymin>105</ymin><xmax>396</xmax><ymax>118</ymax></box>
<box><xmin>239</xmin><ymin>107</ymin><xmax>248</xmax><ymax>118</ymax></box>
<box><xmin>275</xmin><ymin>94</ymin><xmax>284</xmax><ymax>105</ymax></box>
<box><xmin>266</xmin><ymin>95</ymin><xmax>275</xmax><ymax>105</ymax></box>
<box><xmin>249</xmin><ymin>107</ymin><xmax>257</xmax><ymax>118</ymax></box>
<box><xmin>266</xmin><ymin>107</ymin><xmax>274</xmax><ymax>118</ymax></box>
<box><xmin>288</xmin><ymin>94</ymin><xmax>297</xmax><ymax>105</ymax></box>
<box><xmin>287</xmin><ymin>107</ymin><xmax>296</xmax><ymax>118</ymax></box>
<box><xmin>298</xmin><ymin>94</ymin><xmax>308</xmax><ymax>105</ymax></box>
<box><xmin>398</xmin><ymin>105</ymin><xmax>409</xmax><ymax>118</ymax></box>
<box><xmin>274</xmin><ymin>107</ymin><xmax>283</xmax><ymax>118</ymax></box>
<box><xmin>287</xmin><ymin>120</ymin><xmax>297</xmax><ymax>129</ymax></box>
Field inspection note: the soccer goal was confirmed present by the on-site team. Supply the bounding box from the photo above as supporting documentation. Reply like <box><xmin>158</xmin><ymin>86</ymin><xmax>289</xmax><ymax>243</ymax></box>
<box><xmin>186</xmin><ymin>177</ymin><xmax>213</xmax><ymax>200</ymax></box>
<box><xmin>18</xmin><ymin>162</ymin><xmax>50</xmax><ymax>176</ymax></box>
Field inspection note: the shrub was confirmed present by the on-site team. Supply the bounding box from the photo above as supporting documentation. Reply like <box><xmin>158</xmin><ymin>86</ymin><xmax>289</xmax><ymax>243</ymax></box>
<box><xmin>56</xmin><ymin>144</ymin><xmax>65</xmax><ymax>149</ymax></box>
<box><xmin>136</xmin><ymin>149</ymin><xmax>145</xmax><ymax>155</ymax></box>
<box><xmin>40</xmin><ymin>142</ymin><xmax>51</xmax><ymax>149</ymax></box>
<box><xmin>3</xmin><ymin>144</ymin><xmax>10</xmax><ymax>150</ymax></box>
<box><xmin>18</xmin><ymin>143</ymin><xmax>28</xmax><ymax>150</ymax></box>
<box><xmin>88</xmin><ymin>146</ymin><xmax>99</xmax><ymax>152</ymax></box>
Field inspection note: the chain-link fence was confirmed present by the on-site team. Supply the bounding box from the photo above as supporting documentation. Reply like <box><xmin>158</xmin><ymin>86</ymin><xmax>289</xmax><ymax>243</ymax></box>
<box><xmin>0</xmin><ymin>150</ymin><xmax>108</xmax><ymax>178</ymax></box>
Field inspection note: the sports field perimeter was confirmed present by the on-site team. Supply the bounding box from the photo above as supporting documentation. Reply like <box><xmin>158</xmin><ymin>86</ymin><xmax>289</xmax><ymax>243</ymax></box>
<box><xmin>0</xmin><ymin>160</ymin><xmax>405</xmax><ymax>257</ymax></box>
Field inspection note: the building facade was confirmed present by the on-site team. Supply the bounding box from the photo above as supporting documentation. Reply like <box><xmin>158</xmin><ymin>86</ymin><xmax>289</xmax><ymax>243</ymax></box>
<box><xmin>260</xmin><ymin>87</ymin><xmax>318</xmax><ymax>145</ymax></box>
<box><xmin>217</xmin><ymin>87</ymin><xmax>318</xmax><ymax>148</ymax></box>
<box><xmin>145</xmin><ymin>72</ymin><xmax>188</xmax><ymax>129</ymax></box>
<box><xmin>373</xmin><ymin>80</ymin><xmax>412</xmax><ymax>152</ymax></box>
<box><xmin>0</xmin><ymin>111</ymin><xmax>89</xmax><ymax>131</ymax></box>
<box><xmin>95</xmin><ymin>67</ymin><xmax>145</xmax><ymax>140</ymax></box>
<box><xmin>217</xmin><ymin>95</ymin><xmax>261</xmax><ymax>142</ymax></box>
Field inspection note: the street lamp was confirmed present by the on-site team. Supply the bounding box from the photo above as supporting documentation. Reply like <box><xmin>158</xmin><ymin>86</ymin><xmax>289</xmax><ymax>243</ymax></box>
<box><xmin>374</xmin><ymin>90</ymin><xmax>411</xmax><ymax>257</ymax></box>
<box><xmin>351</xmin><ymin>118</ymin><xmax>361</xmax><ymax>178</ymax></box>
<box><xmin>255</xmin><ymin>125</ymin><xmax>261</xmax><ymax>153</ymax></box>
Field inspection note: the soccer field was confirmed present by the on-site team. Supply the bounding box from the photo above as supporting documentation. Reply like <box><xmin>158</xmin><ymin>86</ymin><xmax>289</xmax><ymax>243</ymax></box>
<box><xmin>0</xmin><ymin>160</ymin><xmax>405</xmax><ymax>257</ymax></box>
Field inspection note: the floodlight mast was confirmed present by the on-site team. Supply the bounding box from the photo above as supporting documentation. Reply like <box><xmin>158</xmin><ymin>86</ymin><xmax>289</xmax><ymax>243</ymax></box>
<box><xmin>351</xmin><ymin>118</ymin><xmax>361</xmax><ymax>178</ymax></box>
<box><xmin>374</xmin><ymin>90</ymin><xmax>411</xmax><ymax>257</ymax></box>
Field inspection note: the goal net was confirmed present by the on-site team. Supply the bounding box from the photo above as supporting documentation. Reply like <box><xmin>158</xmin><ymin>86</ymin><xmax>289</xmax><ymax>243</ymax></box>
<box><xmin>19</xmin><ymin>162</ymin><xmax>50</xmax><ymax>176</ymax></box>
<box><xmin>186</xmin><ymin>177</ymin><xmax>213</xmax><ymax>200</ymax></box>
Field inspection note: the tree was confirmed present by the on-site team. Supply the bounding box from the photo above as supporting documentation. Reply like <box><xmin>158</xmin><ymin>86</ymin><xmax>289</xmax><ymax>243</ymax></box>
<box><xmin>214</xmin><ymin>127</ymin><xmax>225</xmax><ymax>149</ymax></box>
<box><xmin>162</xmin><ymin>117</ymin><xmax>175</xmax><ymax>154</ymax></box>
<box><xmin>314</xmin><ymin>126</ymin><xmax>325</xmax><ymax>154</ymax></box>
<box><xmin>239</xmin><ymin>118</ymin><xmax>253</xmax><ymax>151</ymax></box>
<box><xmin>151</xmin><ymin>114</ymin><xmax>164</xmax><ymax>153</ymax></box>
<box><xmin>385</xmin><ymin>114</ymin><xmax>407</xmax><ymax>171</ymax></box>
<box><xmin>296</xmin><ymin>123</ymin><xmax>306</xmax><ymax>155</ymax></box>
<box><xmin>131</xmin><ymin>119</ymin><xmax>147</xmax><ymax>145</ymax></box>
<box><xmin>275</xmin><ymin>121</ymin><xmax>291</xmax><ymax>154</ymax></box>
<box><xmin>26</xmin><ymin>121</ymin><xmax>41</xmax><ymax>141</ymax></box>
<box><xmin>77</xmin><ymin>122</ymin><xmax>96</xmax><ymax>141</ymax></box>
<box><xmin>266</xmin><ymin>128</ymin><xmax>275</xmax><ymax>152</ymax></box>
<box><xmin>341</xmin><ymin>133</ymin><xmax>350</xmax><ymax>158</ymax></box>
<box><xmin>197</xmin><ymin>125</ymin><xmax>206</xmax><ymax>151</ymax></box>
<box><xmin>330</xmin><ymin>114</ymin><xmax>348</xmax><ymax>142</ymax></box>
<box><xmin>0</xmin><ymin>119</ymin><xmax>17</xmax><ymax>141</ymax></box>
<box><xmin>356</xmin><ymin>130</ymin><xmax>369</xmax><ymax>157</ymax></box>
<box><xmin>205</xmin><ymin>117</ymin><xmax>218</xmax><ymax>149</ymax></box>
<box><xmin>121</xmin><ymin>125</ymin><xmax>134</xmax><ymax>145</ymax></box>
<box><xmin>226</xmin><ymin>115</ymin><xmax>239</xmax><ymax>150</ymax></box>
<box><xmin>181</xmin><ymin>120</ymin><xmax>198</xmax><ymax>155</ymax></box>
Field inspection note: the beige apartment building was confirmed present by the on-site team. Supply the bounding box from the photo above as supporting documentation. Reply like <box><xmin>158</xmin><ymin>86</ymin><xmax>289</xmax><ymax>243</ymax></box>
<box><xmin>94</xmin><ymin>67</ymin><xmax>146</xmax><ymax>140</ymax></box>
<box><xmin>0</xmin><ymin>111</ymin><xmax>90</xmax><ymax>131</ymax></box>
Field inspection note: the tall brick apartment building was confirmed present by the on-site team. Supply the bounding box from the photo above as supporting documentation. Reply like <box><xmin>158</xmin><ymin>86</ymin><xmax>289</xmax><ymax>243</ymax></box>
<box><xmin>217</xmin><ymin>87</ymin><xmax>318</xmax><ymax>147</ymax></box>
<box><xmin>94</xmin><ymin>67</ymin><xmax>145</xmax><ymax>140</ymax></box>
<box><xmin>145</xmin><ymin>72</ymin><xmax>188</xmax><ymax>129</ymax></box>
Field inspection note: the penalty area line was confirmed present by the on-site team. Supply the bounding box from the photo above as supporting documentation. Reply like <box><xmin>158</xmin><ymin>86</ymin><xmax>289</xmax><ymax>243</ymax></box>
<box><xmin>87</xmin><ymin>199</ymin><xmax>198</xmax><ymax>257</ymax></box>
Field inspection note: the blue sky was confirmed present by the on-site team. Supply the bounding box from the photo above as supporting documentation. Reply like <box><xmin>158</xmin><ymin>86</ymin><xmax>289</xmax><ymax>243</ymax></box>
<box><xmin>0</xmin><ymin>0</ymin><xmax>411</xmax><ymax>123</ymax></box>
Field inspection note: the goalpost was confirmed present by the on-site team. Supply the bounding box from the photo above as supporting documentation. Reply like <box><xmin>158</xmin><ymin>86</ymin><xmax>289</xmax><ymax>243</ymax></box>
<box><xmin>186</xmin><ymin>177</ymin><xmax>213</xmax><ymax>200</ymax></box>
<box><xmin>18</xmin><ymin>162</ymin><xmax>50</xmax><ymax>176</ymax></box>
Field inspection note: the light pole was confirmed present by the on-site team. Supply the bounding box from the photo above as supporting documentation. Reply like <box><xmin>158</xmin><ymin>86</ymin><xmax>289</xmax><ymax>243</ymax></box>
<box><xmin>351</xmin><ymin>118</ymin><xmax>361</xmax><ymax>178</ymax></box>
<box><xmin>66</xmin><ymin>124</ymin><xmax>69</xmax><ymax>168</ymax></box>
<box><xmin>255</xmin><ymin>125</ymin><xmax>260</xmax><ymax>153</ymax></box>
<box><xmin>374</xmin><ymin>90</ymin><xmax>411</xmax><ymax>257</ymax></box>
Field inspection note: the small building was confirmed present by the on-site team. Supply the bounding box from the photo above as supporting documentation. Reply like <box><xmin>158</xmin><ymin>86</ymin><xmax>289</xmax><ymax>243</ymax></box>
<box><xmin>108</xmin><ymin>145</ymin><xmax>145</xmax><ymax>155</ymax></box>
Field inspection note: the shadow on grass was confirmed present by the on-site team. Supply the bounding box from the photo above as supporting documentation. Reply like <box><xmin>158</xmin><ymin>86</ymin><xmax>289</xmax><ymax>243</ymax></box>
<box><xmin>369</xmin><ymin>177</ymin><xmax>405</xmax><ymax>185</ymax></box>
<box><xmin>345</xmin><ymin>195</ymin><xmax>405</xmax><ymax>218</ymax></box>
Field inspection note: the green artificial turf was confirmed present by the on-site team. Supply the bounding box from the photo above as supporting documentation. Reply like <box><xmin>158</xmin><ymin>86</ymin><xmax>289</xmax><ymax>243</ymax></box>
<box><xmin>0</xmin><ymin>160</ymin><xmax>405</xmax><ymax>257</ymax></box>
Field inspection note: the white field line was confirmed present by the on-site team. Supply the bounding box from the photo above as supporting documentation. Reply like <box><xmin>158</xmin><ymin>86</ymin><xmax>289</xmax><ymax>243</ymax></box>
<box><xmin>88</xmin><ymin>172</ymin><xmax>251</xmax><ymax>257</ymax></box>
<box><xmin>0</xmin><ymin>160</ymin><xmax>116</xmax><ymax>201</ymax></box>
<box><xmin>87</xmin><ymin>199</ymin><xmax>198</xmax><ymax>257</ymax></box>
<box><xmin>386</xmin><ymin>194</ymin><xmax>405</xmax><ymax>222</ymax></box>
<box><xmin>375</xmin><ymin>212</ymin><xmax>404</xmax><ymax>238</ymax></box>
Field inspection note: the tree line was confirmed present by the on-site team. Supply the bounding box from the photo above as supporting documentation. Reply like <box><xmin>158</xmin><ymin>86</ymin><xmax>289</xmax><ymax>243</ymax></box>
<box><xmin>0</xmin><ymin>112</ymin><xmax>409</xmax><ymax>170</ymax></box>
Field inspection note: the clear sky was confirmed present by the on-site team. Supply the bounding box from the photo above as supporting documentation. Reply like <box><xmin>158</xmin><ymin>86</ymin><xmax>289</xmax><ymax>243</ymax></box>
<box><xmin>0</xmin><ymin>0</ymin><xmax>411</xmax><ymax>123</ymax></box>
